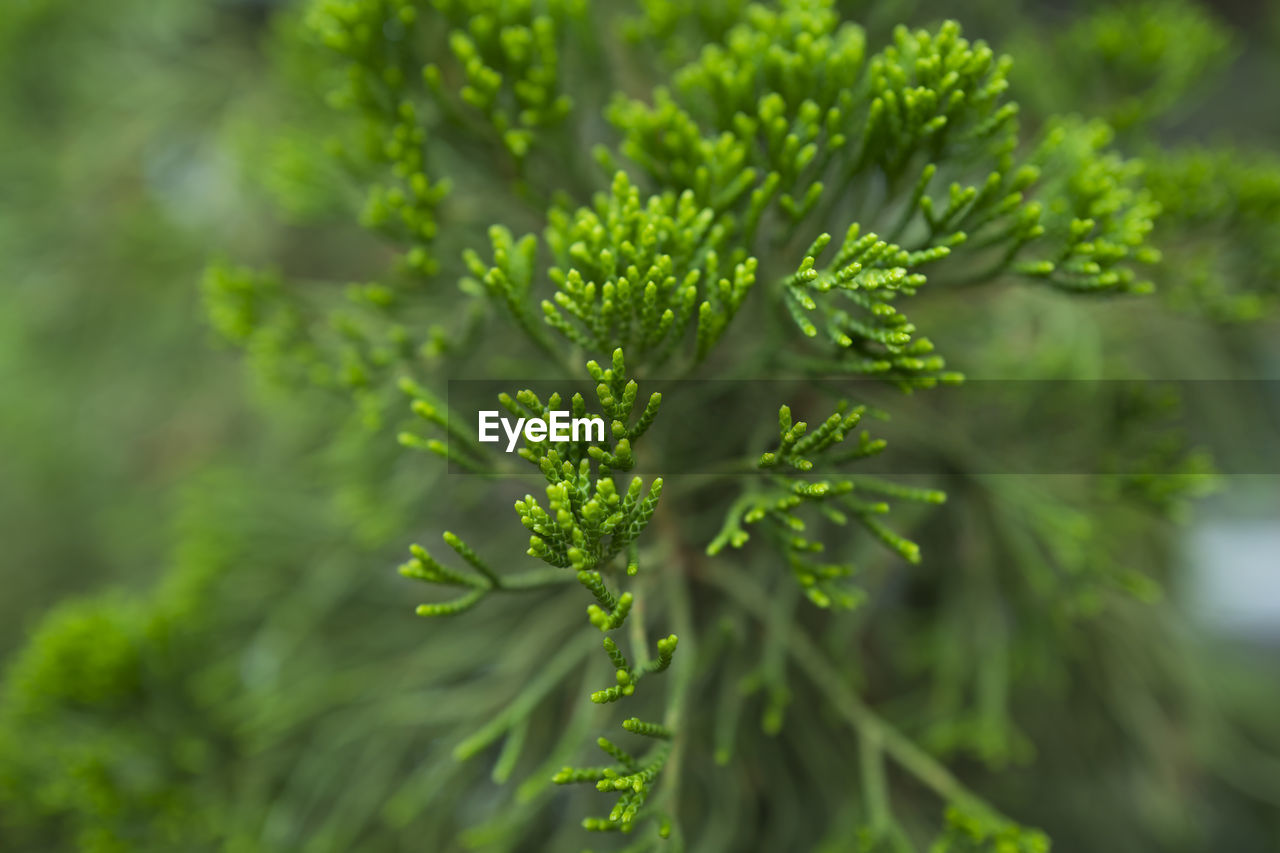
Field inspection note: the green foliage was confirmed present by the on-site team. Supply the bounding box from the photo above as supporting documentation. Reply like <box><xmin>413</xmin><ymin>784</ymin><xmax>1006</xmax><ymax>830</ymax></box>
<box><xmin>3</xmin><ymin>599</ymin><xmax>146</xmax><ymax>720</ymax></box>
<box><xmin>473</xmin><ymin>172</ymin><xmax>758</xmax><ymax>366</ymax></box>
<box><xmin>1024</xmin><ymin>118</ymin><xmax>1160</xmax><ymax>294</ymax></box>
<box><xmin>710</xmin><ymin>400</ymin><xmax>943</xmax><ymax>609</ymax></box>
<box><xmin>1004</xmin><ymin>0</ymin><xmax>1278</xmax><ymax>326</ymax></box>
<box><xmin>0</xmin><ymin>504</ymin><xmax>243</xmax><ymax>852</ymax></box>
<box><xmin>316</xmin><ymin>0</ymin><xmax>579</xmax><ymax>155</ymax></box>
<box><xmin>782</xmin><ymin>227</ymin><xmax>954</xmax><ymax>382</ymax></box>
<box><xmin>1143</xmin><ymin>147</ymin><xmax>1280</xmax><ymax>321</ymax></box>
<box><xmin>1010</xmin><ymin>0</ymin><xmax>1235</xmax><ymax>131</ymax></box>
<box><xmin>175</xmin><ymin>0</ymin><xmax>1274</xmax><ymax>849</ymax></box>
<box><xmin>4</xmin><ymin>0</ymin><xmax>1280</xmax><ymax>851</ymax></box>
<box><xmin>402</xmin><ymin>349</ymin><xmax>681</xmax><ymax>834</ymax></box>
<box><xmin>931</xmin><ymin>807</ymin><xmax>1049</xmax><ymax>853</ymax></box>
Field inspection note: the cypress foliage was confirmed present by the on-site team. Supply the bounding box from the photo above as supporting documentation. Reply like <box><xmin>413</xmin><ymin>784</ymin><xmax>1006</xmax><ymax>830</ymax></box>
<box><xmin>2</xmin><ymin>1</ymin><xmax>1279</xmax><ymax>851</ymax></box>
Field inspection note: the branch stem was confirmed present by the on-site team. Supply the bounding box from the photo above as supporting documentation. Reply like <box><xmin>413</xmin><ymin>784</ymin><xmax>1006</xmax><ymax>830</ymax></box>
<box><xmin>697</xmin><ymin>560</ymin><xmax>1003</xmax><ymax>821</ymax></box>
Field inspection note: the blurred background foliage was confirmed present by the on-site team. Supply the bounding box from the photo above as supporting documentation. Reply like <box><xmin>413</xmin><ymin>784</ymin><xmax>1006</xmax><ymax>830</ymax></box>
<box><xmin>0</xmin><ymin>0</ymin><xmax>1278</xmax><ymax>851</ymax></box>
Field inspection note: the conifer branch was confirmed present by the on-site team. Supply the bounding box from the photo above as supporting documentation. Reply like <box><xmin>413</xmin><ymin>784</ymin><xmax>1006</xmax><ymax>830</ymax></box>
<box><xmin>182</xmin><ymin>2</ymin><xmax>1258</xmax><ymax>849</ymax></box>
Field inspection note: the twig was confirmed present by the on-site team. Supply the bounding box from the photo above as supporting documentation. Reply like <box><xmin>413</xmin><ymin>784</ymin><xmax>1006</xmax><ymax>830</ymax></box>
<box><xmin>697</xmin><ymin>560</ymin><xmax>1005</xmax><ymax>821</ymax></box>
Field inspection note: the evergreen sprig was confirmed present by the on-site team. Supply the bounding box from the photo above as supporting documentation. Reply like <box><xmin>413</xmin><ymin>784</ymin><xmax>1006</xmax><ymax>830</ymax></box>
<box><xmin>931</xmin><ymin>806</ymin><xmax>1049</xmax><ymax>853</ymax></box>
<box><xmin>602</xmin><ymin>4</ymin><xmax>1162</xmax><ymax>393</ymax></box>
<box><xmin>709</xmin><ymin>401</ymin><xmax>944</xmax><ymax>609</ymax></box>
<box><xmin>475</xmin><ymin>171</ymin><xmax>758</xmax><ymax>367</ymax></box>
<box><xmin>400</xmin><ymin>347</ymin><xmax>683</xmax><ymax>836</ymax></box>
<box><xmin>310</xmin><ymin>0</ymin><xmax>580</xmax><ymax>173</ymax></box>
<box><xmin>782</xmin><ymin>227</ymin><xmax>956</xmax><ymax>383</ymax></box>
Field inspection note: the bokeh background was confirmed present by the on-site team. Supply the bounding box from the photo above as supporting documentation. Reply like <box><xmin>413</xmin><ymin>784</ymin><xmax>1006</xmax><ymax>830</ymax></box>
<box><xmin>1</xmin><ymin>0</ymin><xmax>1278</xmax><ymax>850</ymax></box>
